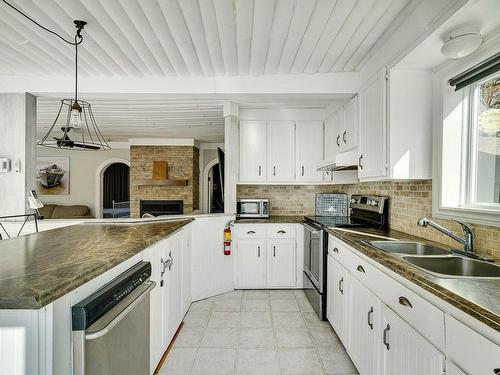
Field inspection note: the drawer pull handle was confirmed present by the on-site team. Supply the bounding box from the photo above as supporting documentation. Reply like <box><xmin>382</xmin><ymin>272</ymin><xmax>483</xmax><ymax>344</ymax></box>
<box><xmin>277</xmin><ymin>230</ymin><xmax>286</xmax><ymax>234</ymax></box>
<box><xmin>356</xmin><ymin>265</ymin><xmax>365</xmax><ymax>273</ymax></box>
<box><xmin>398</xmin><ymin>296</ymin><xmax>413</xmax><ymax>308</ymax></box>
<box><xmin>333</xmin><ymin>247</ymin><xmax>339</xmax><ymax>253</ymax></box>
<box><xmin>247</xmin><ymin>231</ymin><xmax>256</xmax><ymax>234</ymax></box>
<box><xmin>338</xmin><ymin>277</ymin><xmax>344</xmax><ymax>295</ymax></box>
<box><xmin>367</xmin><ymin>307</ymin><xmax>374</xmax><ymax>330</ymax></box>
<box><xmin>383</xmin><ymin>324</ymin><xmax>390</xmax><ymax>350</ymax></box>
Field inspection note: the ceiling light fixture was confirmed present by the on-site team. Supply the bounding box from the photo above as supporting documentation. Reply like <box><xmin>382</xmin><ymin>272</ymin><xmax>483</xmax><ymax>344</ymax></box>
<box><xmin>2</xmin><ymin>0</ymin><xmax>110</xmax><ymax>151</ymax></box>
<box><xmin>441</xmin><ymin>26</ymin><xmax>483</xmax><ymax>59</ymax></box>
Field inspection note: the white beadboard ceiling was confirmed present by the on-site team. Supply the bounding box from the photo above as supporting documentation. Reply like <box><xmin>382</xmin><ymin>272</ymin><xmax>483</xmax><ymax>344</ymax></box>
<box><xmin>36</xmin><ymin>94</ymin><xmax>348</xmax><ymax>142</ymax></box>
<box><xmin>0</xmin><ymin>0</ymin><xmax>410</xmax><ymax>77</ymax></box>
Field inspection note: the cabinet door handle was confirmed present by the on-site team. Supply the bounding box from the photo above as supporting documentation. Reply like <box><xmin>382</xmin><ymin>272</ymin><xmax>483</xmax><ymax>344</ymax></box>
<box><xmin>398</xmin><ymin>296</ymin><xmax>413</xmax><ymax>308</ymax></box>
<box><xmin>301</xmin><ymin>166</ymin><xmax>304</xmax><ymax>176</ymax></box>
<box><xmin>383</xmin><ymin>324</ymin><xmax>390</xmax><ymax>350</ymax></box>
<box><xmin>338</xmin><ymin>277</ymin><xmax>344</xmax><ymax>294</ymax></box>
<box><xmin>160</xmin><ymin>257</ymin><xmax>166</xmax><ymax>277</ymax></box>
<box><xmin>493</xmin><ymin>368</ymin><xmax>500</xmax><ymax>374</ymax></box>
<box><xmin>273</xmin><ymin>246</ymin><xmax>276</xmax><ymax>257</ymax></box>
<box><xmin>332</xmin><ymin>247</ymin><xmax>339</xmax><ymax>253</ymax></box>
<box><xmin>336</xmin><ymin>135</ymin><xmax>340</xmax><ymax>147</ymax></box>
<box><xmin>277</xmin><ymin>230</ymin><xmax>286</xmax><ymax>234</ymax></box>
<box><xmin>273</xmin><ymin>166</ymin><xmax>276</xmax><ymax>176</ymax></box>
<box><xmin>359</xmin><ymin>154</ymin><xmax>363</xmax><ymax>169</ymax></box>
<box><xmin>367</xmin><ymin>307</ymin><xmax>374</xmax><ymax>330</ymax></box>
<box><xmin>356</xmin><ymin>265</ymin><xmax>365</xmax><ymax>273</ymax></box>
<box><xmin>343</xmin><ymin>131</ymin><xmax>347</xmax><ymax>143</ymax></box>
<box><xmin>257</xmin><ymin>246</ymin><xmax>260</xmax><ymax>257</ymax></box>
<box><xmin>258</xmin><ymin>165</ymin><xmax>261</xmax><ymax>176</ymax></box>
<box><xmin>247</xmin><ymin>230</ymin><xmax>256</xmax><ymax>234</ymax></box>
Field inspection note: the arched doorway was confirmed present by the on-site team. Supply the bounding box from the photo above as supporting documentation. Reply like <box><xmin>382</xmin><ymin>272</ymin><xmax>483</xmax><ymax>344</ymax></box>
<box><xmin>95</xmin><ymin>158</ymin><xmax>130</xmax><ymax>218</ymax></box>
<box><xmin>102</xmin><ymin>162</ymin><xmax>130</xmax><ymax>218</ymax></box>
<box><xmin>203</xmin><ymin>158</ymin><xmax>224</xmax><ymax>213</ymax></box>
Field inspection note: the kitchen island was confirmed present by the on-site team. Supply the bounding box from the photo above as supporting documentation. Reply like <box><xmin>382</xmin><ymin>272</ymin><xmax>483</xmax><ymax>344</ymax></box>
<box><xmin>0</xmin><ymin>214</ymin><xmax>235</xmax><ymax>375</ymax></box>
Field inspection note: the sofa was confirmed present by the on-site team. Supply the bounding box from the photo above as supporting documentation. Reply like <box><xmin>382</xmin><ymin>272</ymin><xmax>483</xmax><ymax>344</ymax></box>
<box><xmin>38</xmin><ymin>204</ymin><xmax>93</xmax><ymax>219</ymax></box>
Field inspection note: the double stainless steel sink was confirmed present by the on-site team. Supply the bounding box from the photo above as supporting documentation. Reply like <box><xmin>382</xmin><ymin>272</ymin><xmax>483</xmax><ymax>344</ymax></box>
<box><xmin>366</xmin><ymin>240</ymin><xmax>500</xmax><ymax>279</ymax></box>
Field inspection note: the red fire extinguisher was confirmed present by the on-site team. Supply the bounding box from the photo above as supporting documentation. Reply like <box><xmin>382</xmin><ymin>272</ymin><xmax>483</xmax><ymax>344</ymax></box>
<box><xmin>224</xmin><ymin>222</ymin><xmax>232</xmax><ymax>256</ymax></box>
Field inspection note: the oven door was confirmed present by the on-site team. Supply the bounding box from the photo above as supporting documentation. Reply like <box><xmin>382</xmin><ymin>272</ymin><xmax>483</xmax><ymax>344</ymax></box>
<box><xmin>302</xmin><ymin>223</ymin><xmax>324</xmax><ymax>293</ymax></box>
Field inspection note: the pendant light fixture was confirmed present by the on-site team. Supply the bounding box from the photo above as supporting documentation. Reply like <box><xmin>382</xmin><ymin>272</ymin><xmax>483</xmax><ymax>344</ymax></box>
<box><xmin>2</xmin><ymin>0</ymin><xmax>111</xmax><ymax>151</ymax></box>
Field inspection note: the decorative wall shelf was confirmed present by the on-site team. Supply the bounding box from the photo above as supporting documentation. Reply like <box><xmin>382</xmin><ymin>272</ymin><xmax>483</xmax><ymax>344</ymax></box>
<box><xmin>132</xmin><ymin>179</ymin><xmax>189</xmax><ymax>187</ymax></box>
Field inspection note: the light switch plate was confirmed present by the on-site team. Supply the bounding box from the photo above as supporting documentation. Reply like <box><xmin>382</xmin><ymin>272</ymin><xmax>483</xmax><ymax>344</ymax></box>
<box><xmin>0</xmin><ymin>158</ymin><xmax>11</xmax><ymax>173</ymax></box>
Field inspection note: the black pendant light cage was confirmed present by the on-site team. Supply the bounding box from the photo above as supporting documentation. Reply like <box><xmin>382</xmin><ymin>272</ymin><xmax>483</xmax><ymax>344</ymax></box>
<box><xmin>1</xmin><ymin>1</ymin><xmax>111</xmax><ymax>151</ymax></box>
<box><xmin>37</xmin><ymin>98</ymin><xmax>110</xmax><ymax>151</ymax></box>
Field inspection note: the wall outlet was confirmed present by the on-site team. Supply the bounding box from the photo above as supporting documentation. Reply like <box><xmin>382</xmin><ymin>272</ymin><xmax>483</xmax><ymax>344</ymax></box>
<box><xmin>0</xmin><ymin>158</ymin><xmax>11</xmax><ymax>173</ymax></box>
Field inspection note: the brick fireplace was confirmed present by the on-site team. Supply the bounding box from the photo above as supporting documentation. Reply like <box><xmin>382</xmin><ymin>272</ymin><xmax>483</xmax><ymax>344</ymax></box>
<box><xmin>130</xmin><ymin>146</ymin><xmax>199</xmax><ymax>217</ymax></box>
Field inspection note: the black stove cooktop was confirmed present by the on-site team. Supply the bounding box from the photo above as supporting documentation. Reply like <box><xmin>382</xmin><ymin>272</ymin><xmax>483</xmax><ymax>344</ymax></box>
<box><xmin>304</xmin><ymin>215</ymin><xmax>365</xmax><ymax>228</ymax></box>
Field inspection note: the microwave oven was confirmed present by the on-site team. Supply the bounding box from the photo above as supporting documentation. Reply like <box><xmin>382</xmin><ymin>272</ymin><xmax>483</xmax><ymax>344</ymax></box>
<box><xmin>236</xmin><ymin>199</ymin><xmax>269</xmax><ymax>218</ymax></box>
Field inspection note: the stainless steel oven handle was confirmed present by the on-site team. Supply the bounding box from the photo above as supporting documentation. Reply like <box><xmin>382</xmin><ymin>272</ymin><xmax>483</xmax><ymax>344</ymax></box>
<box><xmin>302</xmin><ymin>223</ymin><xmax>321</xmax><ymax>233</ymax></box>
<box><xmin>85</xmin><ymin>281</ymin><xmax>156</xmax><ymax>341</ymax></box>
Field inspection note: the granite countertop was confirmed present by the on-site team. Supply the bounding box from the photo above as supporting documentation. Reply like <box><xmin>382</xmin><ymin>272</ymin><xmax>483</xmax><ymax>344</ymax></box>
<box><xmin>234</xmin><ymin>215</ymin><xmax>305</xmax><ymax>224</ymax></box>
<box><xmin>327</xmin><ymin>227</ymin><xmax>500</xmax><ymax>333</ymax></box>
<box><xmin>0</xmin><ymin>219</ymin><xmax>192</xmax><ymax>309</ymax></box>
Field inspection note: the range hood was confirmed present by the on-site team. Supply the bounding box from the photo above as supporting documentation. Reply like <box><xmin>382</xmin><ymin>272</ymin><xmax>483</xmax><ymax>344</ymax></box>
<box><xmin>317</xmin><ymin>149</ymin><xmax>359</xmax><ymax>172</ymax></box>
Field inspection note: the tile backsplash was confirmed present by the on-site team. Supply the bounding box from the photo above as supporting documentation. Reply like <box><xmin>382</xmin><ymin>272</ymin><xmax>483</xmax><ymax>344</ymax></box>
<box><xmin>237</xmin><ymin>180</ymin><xmax>500</xmax><ymax>259</ymax></box>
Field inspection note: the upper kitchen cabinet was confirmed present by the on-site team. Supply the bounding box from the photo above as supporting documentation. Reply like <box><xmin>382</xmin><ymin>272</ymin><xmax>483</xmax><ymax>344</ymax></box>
<box><xmin>268</xmin><ymin>121</ymin><xmax>295</xmax><ymax>182</ymax></box>
<box><xmin>296</xmin><ymin>121</ymin><xmax>324</xmax><ymax>182</ymax></box>
<box><xmin>358</xmin><ymin>71</ymin><xmax>387</xmax><ymax>180</ymax></box>
<box><xmin>239</xmin><ymin>121</ymin><xmax>267</xmax><ymax>182</ymax></box>
<box><xmin>358</xmin><ymin>68</ymin><xmax>432</xmax><ymax>181</ymax></box>
<box><xmin>343</xmin><ymin>96</ymin><xmax>358</xmax><ymax>152</ymax></box>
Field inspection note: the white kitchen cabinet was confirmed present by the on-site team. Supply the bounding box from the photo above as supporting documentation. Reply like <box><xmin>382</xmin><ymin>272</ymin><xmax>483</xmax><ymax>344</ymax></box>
<box><xmin>358</xmin><ymin>70</ymin><xmax>387</xmax><ymax>180</ymax></box>
<box><xmin>347</xmin><ymin>275</ymin><xmax>380</xmax><ymax>375</ymax></box>
<box><xmin>181</xmin><ymin>225</ymin><xmax>192</xmax><ymax>315</ymax></box>
<box><xmin>235</xmin><ymin>224</ymin><xmax>300</xmax><ymax>289</ymax></box>
<box><xmin>327</xmin><ymin>254</ymin><xmax>349</xmax><ymax>344</ymax></box>
<box><xmin>343</xmin><ymin>96</ymin><xmax>358</xmax><ymax>152</ymax></box>
<box><xmin>380</xmin><ymin>305</ymin><xmax>444</xmax><ymax>375</ymax></box>
<box><xmin>324</xmin><ymin>116</ymin><xmax>336</xmax><ymax>161</ymax></box>
<box><xmin>165</xmin><ymin>232</ymin><xmax>183</xmax><ymax>342</ymax></box>
<box><xmin>357</xmin><ymin>69</ymin><xmax>432</xmax><ymax>181</ymax></box>
<box><xmin>331</xmin><ymin>108</ymin><xmax>345</xmax><ymax>155</ymax></box>
<box><xmin>268</xmin><ymin>121</ymin><xmax>295</xmax><ymax>182</ymax></box>
<box><xmin>295</xmin><ymin>121</ymin><xmax>324</xmax><ymax>182</ymax></box>
<box><xmin>236</xmin><ymin>239</ymin><xmax>267</xmax><ymax>288</ymax></box>
<box><xmin>239</xmin><ymin>120</ymin><xmax>267</xmax><ymax>182</ymax></box>
<box><xmin>267</xmin><ymin>239</ymin><xmax>296</xmax><ymax>287</ymax></box>
<box><xmin>143</xmin><ymin>242</ymin><xmax>167</xmax><ymax>373</ymax></box>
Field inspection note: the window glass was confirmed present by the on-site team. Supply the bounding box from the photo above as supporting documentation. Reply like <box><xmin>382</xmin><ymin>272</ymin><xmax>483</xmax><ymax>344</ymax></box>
<box><xmin>470</xmin><ymin>74</ymin><xmax>500</xmax><ymax>206</ymax></box>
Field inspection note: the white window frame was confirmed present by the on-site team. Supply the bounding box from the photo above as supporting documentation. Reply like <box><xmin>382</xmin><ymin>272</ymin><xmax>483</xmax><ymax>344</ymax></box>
<box><xmin>433</xmin><ymin>43</ymin><xmax>500</xmax><ymax>227</ymax></box>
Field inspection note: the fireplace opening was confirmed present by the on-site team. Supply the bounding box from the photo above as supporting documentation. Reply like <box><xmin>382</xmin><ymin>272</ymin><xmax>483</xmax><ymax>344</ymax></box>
<box><xmin>140</xmin><ymin>200</ymin><xmax>183</xmax><ymax>217</ymax></box>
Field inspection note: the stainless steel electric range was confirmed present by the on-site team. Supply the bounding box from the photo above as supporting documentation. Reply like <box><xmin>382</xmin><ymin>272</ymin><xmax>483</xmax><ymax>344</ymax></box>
<box><xmin>302</xmin><ymin>194</ymin><xmax>389</xmax><ymax>320</ymax></box>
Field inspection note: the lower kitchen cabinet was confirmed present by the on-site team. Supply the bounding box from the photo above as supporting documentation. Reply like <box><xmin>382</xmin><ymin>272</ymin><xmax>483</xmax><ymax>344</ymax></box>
<box><xmin>348</xmin><ymin>275</ymin><xmax>381</xmax><ymax>375</ymax></box>
<box><xmin>327</xmin><ymin>254</ymin><xmax>348</xmax><ymax>344</ymax></box>
<box><xmin>267</xmin><ymin>239</ymin><xmax>296</xmax><ymax>287</ymax></box>
<box><xmin>381</xmin><ymin>305</ymin><xmax>444</xmax><ymax>375</ymax></box>
<box><xmin>235</xmin><ymin>224</ymin><xmax>300</xmax><ymax>289</ymax></box>
<box><xmin>143</xmin><ymin>228</ymin><xmax>191</xmax><ymax>373</ymax></box>
<box><xmin>236</xmin><ymin>239</ymin><xmax>267</xmax><ymax>288</ymax></box>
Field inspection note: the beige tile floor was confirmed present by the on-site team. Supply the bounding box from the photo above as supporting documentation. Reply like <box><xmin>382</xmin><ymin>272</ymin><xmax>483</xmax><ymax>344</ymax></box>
<box><xmin>159</xmin><ymin>289</ymin><xmax>359</xmax><ymax>375</ymax></box>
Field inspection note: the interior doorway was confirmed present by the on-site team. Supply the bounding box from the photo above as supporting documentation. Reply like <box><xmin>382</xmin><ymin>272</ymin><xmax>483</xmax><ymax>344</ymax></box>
<box><xmin>102</xmin><ymin>162</ymin><xmax>130</xmax><ymax>218</ymax></box>
<box><xmin>207</xmin><ymin>162</ymin><xmax>224</xmax><ymax>213</ymax></box>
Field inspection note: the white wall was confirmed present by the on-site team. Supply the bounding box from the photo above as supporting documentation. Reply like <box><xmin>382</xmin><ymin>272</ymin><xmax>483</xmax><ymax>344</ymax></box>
<box><xmin>0</xmin><ymin>93</ymin><xmax>36</xmax><ymax>216</ymax></box>
<box><xmin>36</xmin><ymin>147</ymin><xmax>130</xmax><ymax>216</ymax></box>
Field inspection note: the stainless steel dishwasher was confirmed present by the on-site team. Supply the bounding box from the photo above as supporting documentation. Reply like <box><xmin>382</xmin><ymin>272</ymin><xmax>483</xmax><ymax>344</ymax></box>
<box><xmin>72</xmin><ymin>261</ymin><xmax>156</xmax><ymax>375</ymax></box>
